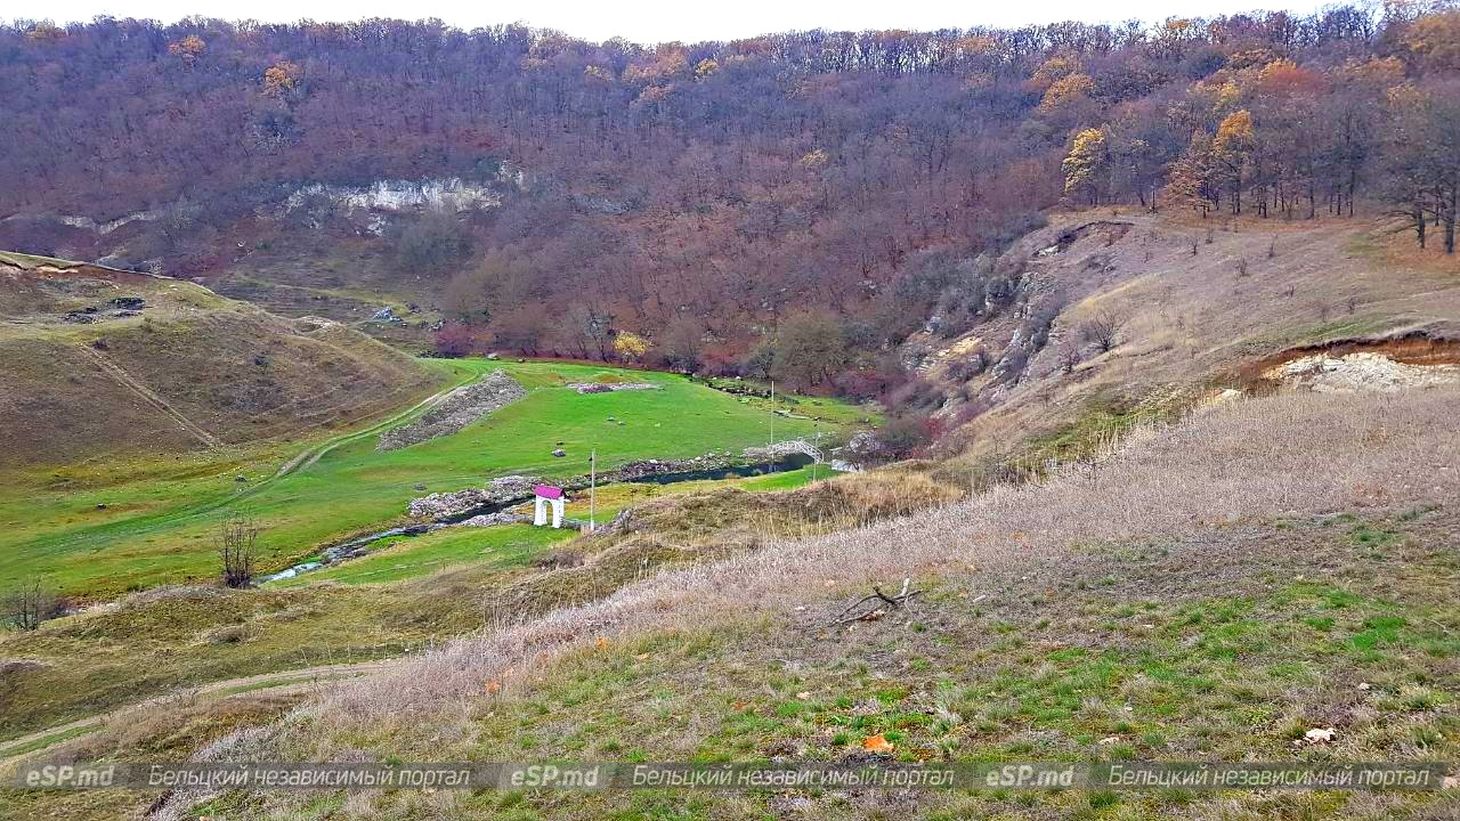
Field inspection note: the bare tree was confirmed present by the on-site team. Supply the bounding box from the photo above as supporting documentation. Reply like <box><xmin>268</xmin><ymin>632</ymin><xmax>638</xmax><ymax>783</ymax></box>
<box><xmin>1079</xmin><ymin>310</ymin><xmax>1125</xmax><ymax>353</ymax></box>
<box><xmin>1057</xmin><ymin>345</ymin><xmax>1082</xmax><ymax>374</ymax></box>
<box><xmin>3</xmin><ymin>578</ymin><xmax>59</xmax><ymax>631</ymax></box>
<box><xmin>218</xmin><ymin>514</ymin><xmax>259</xmax><ymax>589</ymax></box>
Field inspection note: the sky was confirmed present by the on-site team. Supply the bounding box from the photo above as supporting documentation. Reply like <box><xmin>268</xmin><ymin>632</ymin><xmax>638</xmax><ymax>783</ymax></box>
<box><xmin>14</xmin><ymin>0</ymin><xmax>1334</xmax><ymax>43</ymax></box>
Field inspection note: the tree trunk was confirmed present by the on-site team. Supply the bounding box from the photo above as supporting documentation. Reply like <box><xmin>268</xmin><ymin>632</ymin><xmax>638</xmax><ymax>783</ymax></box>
<box><xmin>1446</xmin><ymin>188</ymin><xmax>1457</xmax><ymax>254</ymax></box>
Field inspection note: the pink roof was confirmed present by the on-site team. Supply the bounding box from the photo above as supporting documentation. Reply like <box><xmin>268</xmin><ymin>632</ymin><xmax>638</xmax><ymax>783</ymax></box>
<box><xmin>533</xmin><ymin>484</ymin><xmax>564</xmax><ymax>500</ymax></box>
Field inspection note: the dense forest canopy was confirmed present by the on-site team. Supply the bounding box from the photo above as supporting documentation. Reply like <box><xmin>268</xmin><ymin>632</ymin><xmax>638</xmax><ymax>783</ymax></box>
<box><xmin>2</xmin><ymin>4</ymin><xmax>1458</xmax><ymax>391</ymax></box>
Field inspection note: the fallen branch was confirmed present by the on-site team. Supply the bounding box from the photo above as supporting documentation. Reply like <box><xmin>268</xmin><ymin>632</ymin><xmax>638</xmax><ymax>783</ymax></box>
<box><xmin>828</xmin><ymin>577</ymin><xmax>923</xmax><ymax>626</ymax></box>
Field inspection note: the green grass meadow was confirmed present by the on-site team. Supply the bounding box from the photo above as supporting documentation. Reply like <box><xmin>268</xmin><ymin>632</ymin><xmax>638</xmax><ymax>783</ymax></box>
<box><xmin>0</xmin><ymin>359</ymin><xmax>869</xmax><ymax>598</ymax></box>
<box><xmin>269</xmin><ymin>524</ymin><xmax>577</xmax><ymax>587</ymax></box>
<box><xmin>270</xmin><ymin>464</ymin><xmax>841</xmax><ymax>588</ymax></box>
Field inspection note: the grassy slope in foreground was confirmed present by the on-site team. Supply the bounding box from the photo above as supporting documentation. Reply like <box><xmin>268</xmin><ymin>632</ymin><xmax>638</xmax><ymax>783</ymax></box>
<box><xmin>215</xmin><ymin>384</ymin><xmax>1458</xmax><ymax>821</ymax></box>
<box><xmin>1</xmin><ymin>359</ymin><xmax>869</xmax><ymax>598</ymax></box>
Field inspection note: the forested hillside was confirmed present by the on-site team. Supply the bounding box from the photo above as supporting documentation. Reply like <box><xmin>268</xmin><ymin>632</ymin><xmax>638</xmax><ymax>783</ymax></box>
<box><xmin>2</xmin><ymin>6</ymin><xmax>1458</xmax><ymax>390</ymax></box>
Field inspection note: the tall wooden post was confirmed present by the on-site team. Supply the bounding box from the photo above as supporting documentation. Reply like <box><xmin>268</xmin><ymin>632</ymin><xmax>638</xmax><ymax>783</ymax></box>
<box><xmin>767</xmin><ymin>379</ymin><xmax>775</xmax><ymax>473</ymax></box>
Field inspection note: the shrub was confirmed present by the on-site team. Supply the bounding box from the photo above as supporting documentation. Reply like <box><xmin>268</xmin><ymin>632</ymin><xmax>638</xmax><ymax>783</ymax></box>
<box><xmin>1</xmin><ymin>578</ymin><xmax>66</xmax><ymax>630</ymax></box>
<box><xmin>1058</xmin><ymin>345</ymin><xmax>1082</xmax><ymax>373</ymax></box>
<box><xmin>1079</xmin><ymin>309</ymin><xmax>1124</xmax><ymax>353</ymax></box>
<box><xmin>876</xmin><ymin>413</ymin><xmax>938</xmax><ymax>458</ymax></box>
<box><xmin>534</xmin><ymin>549</ymin><xmax>585</xmax><ymax>569</ymax></box>
<box><xmin>218</xmin><ymin>514</ymin><xmax>259</xmax><ymax>589</ymax></box>
<box><xmin>433</xmin><ymin>323</ymin><xmax>477</xmax><ymax>358</ymax></box>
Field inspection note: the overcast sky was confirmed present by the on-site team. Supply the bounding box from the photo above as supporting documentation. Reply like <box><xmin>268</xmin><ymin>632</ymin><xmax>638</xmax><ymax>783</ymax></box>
<box><xmin>14</xmin><ymin>0</ymin><xmax>1333</xmax><ymax>43</ymax></box>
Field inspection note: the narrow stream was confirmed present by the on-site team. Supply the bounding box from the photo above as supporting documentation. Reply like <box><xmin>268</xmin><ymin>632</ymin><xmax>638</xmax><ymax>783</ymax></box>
<box><xmin>261</xmin><ymin>454</ymin><xmax>816</xmax><ymax>583</ymax></box>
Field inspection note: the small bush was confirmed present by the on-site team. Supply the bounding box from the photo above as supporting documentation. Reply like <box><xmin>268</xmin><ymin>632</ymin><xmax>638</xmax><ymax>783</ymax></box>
<box><xmin>534</xmin><ymin>549</ymin><xmax>585</xmax><ymax>569</ymax></box>
<box><xmin>2</xmin><ymin>578</ymin><xmax>66</xmax><ymax>630</ymax></box>
<box><xmin>1079</xmin><ymin>310</ymin><xmax>1124</xmax><ymax>353</ymax></box>
<box><xmin>1058</xmin><ymin>345</ymin><xmax>1082</xmax><ymax>373</ymax></box>
<box><xmin>218</xmin><ymin>514</ymin><xmax>259</xmax><ymax>589</ymax></box>
<box><xmin>875</xmin><ymin>413</ymin><xmax>938</xmax><ymax>458</ymax></box>
<box><xmin>433</xmin><ymin>323</ymin><xmax>477</xmax><ymax>358</ymax></box>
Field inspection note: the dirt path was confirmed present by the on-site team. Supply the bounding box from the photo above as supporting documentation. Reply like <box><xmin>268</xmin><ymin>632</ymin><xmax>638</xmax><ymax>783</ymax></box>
<box><xmin>270</xmin><ymin>370</ymin><xmax>476</xmax><ymax>479</ymax></box>
<box><xmin>78</xmin><ymin>345</ymin><xmax>221</xmax><ymax>448</ymax></box>
<box><xmin>0</xmin><ymin>660</ymin><xmax>393</xmax><ymax>771</ymax></box>
<box><xmin>14</xmin><ymin>365</ymin><xmax>485</xmax><ymax>577</ymax></box>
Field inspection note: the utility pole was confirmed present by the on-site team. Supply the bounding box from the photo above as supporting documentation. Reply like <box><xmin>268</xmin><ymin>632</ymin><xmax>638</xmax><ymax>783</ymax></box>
<box><xmin>811</xmin><ymin>417</ymin><xmax>819</xmax><ymax>482</ymax></box>
<box><xmin>767</xmin><ymin>379</ymin><xmax>775</xmax><ymax>473</ymax></box>
<box><xmin>589</xmin><ymin>448</ymin><xmax>597</xmax><ymax>533</ymax></box>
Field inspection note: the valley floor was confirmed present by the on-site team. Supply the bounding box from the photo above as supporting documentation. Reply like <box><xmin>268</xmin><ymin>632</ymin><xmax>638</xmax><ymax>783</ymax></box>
<box><xmin>0</xmin><ymin>359</ymin><xmax>866</xmax><ymax>598</ymax></box>
<box><xmin>6</xmin><ymin>382</ymin><xmax>1454</xmax><ymax>820</ymax></box>
<box><xmin>4</xmin><ymin>216</ymin><xmax>1459</xmax><ymax>819</ymax></box>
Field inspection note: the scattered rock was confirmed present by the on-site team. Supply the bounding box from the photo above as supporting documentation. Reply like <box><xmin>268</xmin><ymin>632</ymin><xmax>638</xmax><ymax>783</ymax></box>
<box><xmin>378</xmin><ymin>371</ymin><xmax>526</xmax><ymax>451</ymax></box>
<box><xmin>835</xmin><ymin>430</ymin><xmax>885</xmax><ymax>466</ymax></box>
<box><xmin>407</xmin><ymin>476</ymin><xmax>538</xmax><ymax>519</ymax></box>
<box><xmin>109</xmin><ymin>296</ymin><xmax>146</xmax><ymax>310</ymax></box>
<box><xmin>459</xmin><ymin>512</ymin><xmax>531</xmax><ymax>527</ymax></box>
<box><xmin>566</xmin><ymin>382</ymin><xmax>660</xmax><ymax>394</ymax></box>
<box><xmin>1302</xmin><ymin>727</ymin><xmax>1337</xmax><ymax>745</ymax></box>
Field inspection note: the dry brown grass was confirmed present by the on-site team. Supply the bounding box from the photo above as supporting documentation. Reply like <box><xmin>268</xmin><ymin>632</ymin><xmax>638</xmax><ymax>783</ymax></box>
<box><xmin>413</xmin><ymin>469</ymin><xmax>965</xmax><ymax>647</ymax></box>
<box><xmin>941</xmin><ymin>210</ymin><xmax>1460</xmax><ymax>469</ymax></box>
<box><xmin>296</xmin><ymin>384</ymin><xmax>1459</xmax><ymax>749</ymax></box>
<box><xmin>0</xmin><ymin>263</ymin><xmax>439</xmax><ymax>472</ymax></box>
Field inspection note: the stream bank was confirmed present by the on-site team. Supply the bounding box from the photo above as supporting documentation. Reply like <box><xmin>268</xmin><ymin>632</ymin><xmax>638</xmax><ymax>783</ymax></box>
<box><xmin>262</xmin><ymin>447</ymin><xmax>821</xmax><ymax>583</ymax></box>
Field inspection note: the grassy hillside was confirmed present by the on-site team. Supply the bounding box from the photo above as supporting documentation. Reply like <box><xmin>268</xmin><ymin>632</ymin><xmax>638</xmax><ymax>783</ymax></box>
<box><xmin>5</xmin><ymin>216</ymin><xmax>1458</xmax><ymax>820</ymax></box>
<box><xmin>913</xmin><ymin>212</ymin><xmax>1460</xmax><ymax>476</ymax></box>
<box><xmin>0</xmin><ymin>251</ymin><xmax>440</xmax><ymax>473</ymax></box>
<box><xmin>0</xmin><ymin>358</ymin><xmax>869</xmax><ymax>598</ymax></box>
<box><xmin>182</xmin><ymin>382</ymin><xmax>1458</xmax><ymax>820</ymax></box>
<box><xmin>0</xmin><ymin>466</ymin><xmax>930</xmax><ymax>746</ymax></box>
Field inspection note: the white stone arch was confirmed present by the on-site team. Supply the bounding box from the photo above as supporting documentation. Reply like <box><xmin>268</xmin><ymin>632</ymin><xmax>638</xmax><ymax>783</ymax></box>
<box><xmin>532</xmin><ymin>486</ymin><xmax>566</xmax><ymax>528</ymax></box>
